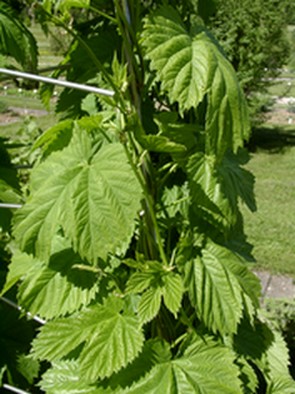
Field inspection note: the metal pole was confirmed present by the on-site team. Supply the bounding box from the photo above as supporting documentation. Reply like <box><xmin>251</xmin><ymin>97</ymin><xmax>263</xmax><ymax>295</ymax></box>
<box><xmin>0</xmin><ymin>68</ymin><xmax>115</xmax><ymax>97</ymax></box>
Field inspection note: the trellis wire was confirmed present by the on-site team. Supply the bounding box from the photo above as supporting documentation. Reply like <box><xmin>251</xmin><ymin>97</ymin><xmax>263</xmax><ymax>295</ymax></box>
<box><xmin>2</xmin><ymin>384</ymin><xmax>30</xmax><ymax>394</ymax></box>
<box><xmin>0</xmin><ymin>203</ymin><xmax>23</xmax><ymax>209</ymax></box>
<box><xmin>0</xmin><ymin>296</ymin><xmax>46</xmax><ymax>325</ymax></box>
<box><xmin>0</xmin><ymin>67</ymin><xmax>115</xmax><ymax>97</ymax></box>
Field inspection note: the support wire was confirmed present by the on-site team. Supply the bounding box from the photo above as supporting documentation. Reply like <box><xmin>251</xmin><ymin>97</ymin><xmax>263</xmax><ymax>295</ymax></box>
<box><xmin>0</xmin><ymin>68</ymin><xmax>115</xmax><ymax>97</ymax></box>
<box><xmin>0</xmin><ymin>203</ymin><xmax>22</xmax><ymax>209</ymax></box>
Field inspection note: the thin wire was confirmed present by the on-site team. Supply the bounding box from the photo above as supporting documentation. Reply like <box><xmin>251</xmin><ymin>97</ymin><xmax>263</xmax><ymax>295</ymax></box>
<box><xmin>0</xmin><ymin>297</ymin><xmax>46</xmax><ymax>325</ymax></box>
<box><xmin>2</xmin><ymin>384</ymin><xmax>30</xmax><ymax>394</ymax></box>
<box><xmin>0</xmin><ymin>68</ymin><xmax>115</xmax><ymax>97</ymax></box>
<box><xmin>0</xmin><ymin>203</ymin><xmax>23</xmax><ymax>209</ymax></box>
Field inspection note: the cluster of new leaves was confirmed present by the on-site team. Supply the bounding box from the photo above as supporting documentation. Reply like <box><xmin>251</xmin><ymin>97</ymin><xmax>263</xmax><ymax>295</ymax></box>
<box><xmin>0</xmin><ymin>0</ymin><xmax>294</xmax><ymax>392</ymax></box>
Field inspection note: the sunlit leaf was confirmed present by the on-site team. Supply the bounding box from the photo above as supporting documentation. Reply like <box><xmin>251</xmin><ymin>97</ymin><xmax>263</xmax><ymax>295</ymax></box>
<box><xmin>142</xmin><ymin>5</ymin><xmax>249</xmax><ymax>156</ymax></box>
<box><xmin>185</xmin><ymin>240</ymin><xmax>259</xmax><ymax>334</ymax></box>
<box><xmin>14</xmin><ymin>129</ymin><xmax>142</xmax><ymax>263</ymax></box>
<box><xmin>121</xmin><ymin>335</ymin><xmax>242</xmax><ymax>393</ymax></box>
<box><xmin>32</xmin><ymin>300</ymin><xmax>144</xmax><ymax>382</ymax></box>
<box><xmin>162</xmin><ymin>273</ymin><xmax>183</xmax><ymax>317</ymax></box>
<box><xmin>138</xmin><ymin>287</ymin><xmax>162</xmax><ymax>324</ymax></box>
<box><xmin>17</xmin><ymin>247</ymin><xmax>100</xmax><ymax>319</ymax></box>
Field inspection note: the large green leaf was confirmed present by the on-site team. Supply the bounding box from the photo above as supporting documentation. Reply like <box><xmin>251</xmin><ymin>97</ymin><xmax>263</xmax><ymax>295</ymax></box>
<box><xmin>40</xmin><ymin>339</ymin><xmax>171</xmax><ymax>393</ymax></box>
<box><xmin>0</xmin><ymin>3</ymin><xmax>37</xmax><ymax>69</ymax></box>
<box><xmin>142</xmin><ymin>5</ymin><xmax>249</xmax><ymax>156</ymax></box>
<box><xmin>184</xmin><ymin>240</ymin><xmax>260</xmax><ymax>334</ymax></box>
<box><xmin>32</xmin><ymin>299</ymin><xmax>144</xmax><ymax>382</ymax></box>
<box><xmin>14</xmin><ymin>128</ymin><xmax>142</xmax><ymax>263</ymax></box>
<box><xmin>120</xmin><ymin>335</ymin><xmax>242</xmax><ymax>393</ymax></box>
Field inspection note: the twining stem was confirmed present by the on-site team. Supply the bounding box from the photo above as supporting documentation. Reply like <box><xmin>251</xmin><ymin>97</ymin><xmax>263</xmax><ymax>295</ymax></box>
<box><xmin>114</xmin><ymin>0</ymin><xmax>168</xmax><ymax>265</ymax></box>
<box><xmin>122</xmin><ymin>141</ymin><xmax>168</xmax><ymax>266</ymax></box>
<box><xmin>114</xmin><ymin>0</ymin><xmax>142</xmax><ymax>115</ymax></box>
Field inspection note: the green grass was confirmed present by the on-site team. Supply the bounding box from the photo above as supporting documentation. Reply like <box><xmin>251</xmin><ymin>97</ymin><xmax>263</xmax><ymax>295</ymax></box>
<box><xmin>268</xmin><ymin>80</ymin><xmax>295</xmax><ymax>97</ymax></box>
<box><xmin>0</xmin><ymin>114</ymin><xmax>58</xmax><ymax>139</ymax></box>
<box><xmin>241</xmin><ymin>132</ymin><xmax>295</xmax><ymax>277</ymax></box>
<box><xmin>0</xmin><ymin>94</ymin><xmax>48</xmax><ymax>111</ymax></box>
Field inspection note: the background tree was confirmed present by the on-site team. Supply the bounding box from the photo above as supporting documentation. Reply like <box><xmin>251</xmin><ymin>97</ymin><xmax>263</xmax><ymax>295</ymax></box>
<box><xmin>208</xmin><ymin>0</ymin><xmax>293</xmax><ymax>118</ymax></box>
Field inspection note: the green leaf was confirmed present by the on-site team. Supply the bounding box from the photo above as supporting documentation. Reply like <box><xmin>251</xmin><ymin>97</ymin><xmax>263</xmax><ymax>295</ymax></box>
<box><xmin>187</xmin><ymin>151</ymin><xmax>257</xmax><ymax>231</ymax></box>
<box><xmin>142</xmin><ymin>6</ymin><xmax>213</xmax><ymax>112</ymax></box>
<box><xmin>102</xmin><ymin>339</ymin><xmax>171</xmax><ymax>391</ymax></box>
<box><xmin>161</xmin><ymin>183</ymin><xmax>190</xmax><ymax>218</ymax></box>
<box><xmin>142</xmin><ymin>5</ymin><xmax>249</xmax><ymax>154</ymax></box>
<box><xmin>162</xmin><ymin>273</ymin><xmax>183</xmax><ymax>317</ymax></box>
<box><xmin>17</xmin><ymin>247</ymin><xmax>100</xmax><ymax>320</ymax></box>
<box><xmin>134</xmin><ymin>127</ymin><xmax>186</xmax><ymax>153</ymax></box>
<box><xmin>267</xmin><ymin>378</ymin><xmax>295</xmax><ymax>394</ymax></box>
<box><xmin>233</xmin><ymin>318</ymin><xmax>274</xmax><ymax>370</ymax></box>
<box><xmin>17</xmin><ymin>354</ymin><xmax>39</xmax><ymax>385</ymax></box>
<box><xmin>265</xmin><ymin>332</ymin><xmax>295</xmax><ymax>393</ymax></box>
<box><xmin>138</xmin><ymin>287</ymin><xmax>162</xmax><ymax>324</ymax></box>
<box><xmin>127</xmin><ymin>266</ymin><xmax>184</xmax><ymax>322</ymax></box>
<box><xmin>121</xmin><ymin>335</ymin><xmax>242</xmax><ymax>393</ymax></box>
<box><xmin>187</xmin><ymin>152</ymin><xmax>235</xmax><ymax>228</ymax></box>
<box><xmin>184</xmin><ymin>240</ymin><xmax>259</xmax><ymax>334</ymax></box>
<box><xmin>0</xmin><ymin>302</ymin><xmax>36</xmax><ymax>388</ymax></box>
<box><xmin>154</xmin><ymin>114</ymin><xmax>199</xmax><ymax>152</ymax></box>
<box><xmin>205</xmin><ymin>48</ymin><xmax>250</xmax><ymax>157</ymax></box>
<box><xmin>32</xmin><ymin>119</ymin><xmax>74</xmax><ymax>158</ymax></box>
<box><xmin>33</xmin><ymin>114</ymin><xmax>115</xmax><ymax>159</ymax></box>
<box><xmin>218</xmin><ymin>151</ymin><xmax>256</xmax><ymax>213</ymax></box>
<box><xmin>80</xmin><ymin>313</ymin><xmax>144</xmax><ymax>381</ymax></box>
<box><xmin>0</xmin><ymin>139</ymin><xmax>21</xmax><ymax>231</ymax></box>
<box><xmin>55</xmin><ymin>0</ymin><xmax>90</xmax><ymax>12</ymax></box>
<box><xmin>32</xmin><ymin>300</ymin><xmax>144</xmax><ymax>382</ymax></box>
<box><xmin>14</xmin><ymin>128</ymin><xmax>142</xmax><ymax>263</ymax></box>
<box><xmin>236</xmin><ymin>357</ymin><xmax>259</xmax><ymax>394</ymax></box>
<box><xmin>126</xmin><ymin>272</ymin><xmax>154</xmax><ymax>294</ymax></box>
<box><xmin>0</xmin><ymin>3</ymin><xmax>37</xmax><ymax>69</ymax></box>
<box><xmin>0</xmin><ymin>250</ymin><xmax>35</xmax><ymax>296</ymax></box>
<box><xmin>40</xmin><ymin>360</ymin><xmax>102</xmax><ymax>394</ymax></box>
